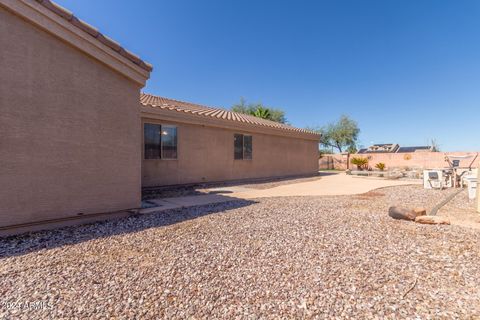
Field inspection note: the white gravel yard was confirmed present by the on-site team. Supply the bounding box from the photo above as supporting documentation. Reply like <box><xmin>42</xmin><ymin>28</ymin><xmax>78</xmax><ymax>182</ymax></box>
<box><xmin>1</xmin><ymin>185</ymin><xmax>479</xmax><ymax>319</ymax></box>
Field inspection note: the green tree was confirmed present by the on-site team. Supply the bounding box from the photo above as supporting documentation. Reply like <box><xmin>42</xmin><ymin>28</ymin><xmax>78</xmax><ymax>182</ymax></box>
<box><xmin>231</xmin><ymin>98</ymin><xmax>287</xmax><ymax>123</ymax></box>
<box><xmin>308</xmin><ymin>115</ymin><xmax>360</xmax><ymax>153</ymax></box>
<box><xmin>346</xmin><ymin>145</ymin><xmax>358</xmax><ymax>154</ymax></box>
<box><xmin>231</xmin><ymin>97</ymin><xmax>255</xmax><ymax>114</ymax></box>
<box><xmin>267</xmin><ymin>108</ymin><xmax>287</xmax><ymax>124</ymax></box>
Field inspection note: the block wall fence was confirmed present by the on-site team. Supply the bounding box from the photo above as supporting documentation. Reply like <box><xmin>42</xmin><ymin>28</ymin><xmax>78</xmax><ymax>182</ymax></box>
<box><xmin>319</xmin><ymin>152</ymin><xmax>479</xmax><ymax>171</ymax></box>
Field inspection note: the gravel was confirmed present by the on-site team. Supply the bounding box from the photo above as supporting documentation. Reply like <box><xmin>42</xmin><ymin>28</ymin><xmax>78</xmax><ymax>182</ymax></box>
<box><xmin>438</xmin><ymin>188</ymin><xmax>480</xmax><ymax>229</ymax></box>
<box><xmin>1</xmin><ymin>185</ymin><xmax>479</xmax><ymax>319</ymax></box>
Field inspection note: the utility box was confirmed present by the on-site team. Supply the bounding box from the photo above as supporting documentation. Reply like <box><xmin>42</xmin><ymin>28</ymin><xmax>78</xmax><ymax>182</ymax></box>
<box><xmin>465</xmin><ymin>176</ymin><xmax>477</xmax><ymax>200</ymax></box>
<box><xmin>423</xmin><ymin>170</ymin><xmax>452</xmax><ymax>189</ymax></box>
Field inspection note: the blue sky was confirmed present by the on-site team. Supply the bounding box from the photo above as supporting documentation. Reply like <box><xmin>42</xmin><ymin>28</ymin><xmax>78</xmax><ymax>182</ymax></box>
<box><xmin>56</xmin><ymin>0</ymin><xmax>480</xmax><ymax>151</ymax></box>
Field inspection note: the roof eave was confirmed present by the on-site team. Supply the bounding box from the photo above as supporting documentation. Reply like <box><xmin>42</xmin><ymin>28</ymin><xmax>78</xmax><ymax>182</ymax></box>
<box><xmin>0</xmin><ymin>0</ymin><xmax>151</xmax><ymax>86</ymax></box>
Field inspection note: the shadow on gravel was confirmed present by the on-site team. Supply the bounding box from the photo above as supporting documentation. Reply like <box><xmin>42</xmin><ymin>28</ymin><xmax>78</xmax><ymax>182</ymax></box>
<box><xmin>0</xmin><ymin>199</ymin><xmax>256</xmax><ymax>259</ymax></box>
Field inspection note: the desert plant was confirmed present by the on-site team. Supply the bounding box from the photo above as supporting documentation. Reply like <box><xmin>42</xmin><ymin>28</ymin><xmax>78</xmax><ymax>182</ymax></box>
<box><xmin>375</xmin><ymin>162</ymin><xmax>386</xmax><ymax>171</ymax></box>
<box><xmin>351</xmin><ymin>157</ymin><xmax>368</xmax><ymax>170</ymax></box>
<box><xmin>430</xmin><ymin>139</ymin><xmax>440</xmax><ymax>152</ymax></box>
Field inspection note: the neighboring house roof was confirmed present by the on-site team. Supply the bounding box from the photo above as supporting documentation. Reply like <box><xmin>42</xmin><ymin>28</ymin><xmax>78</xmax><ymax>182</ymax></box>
<box><xmin>358</xmin><ymin>144</ymin><xmax>433</xmax><ymax>154</ymax></box>
<box><xmin>33</xmin><ymin>0</ymin><xmax>152</xmax><ymax>72</ymax></box>
<box><xmin>357</xmin><ymin>148</ymin><xmax>388</xmax><ymax>154</ymax></box>
<box><xmin>358</xmin><ymin>143</ymin><xmax>399</xmax><ymax>153</ymax></box>
<box><xmin>140</xmin><ymin>93</ymin><xmax>319</xmax><ymax>137</ymax></box>
<box><xmin>397</xmin><ymin>146</ymin><xmax>432</xmax><ymax>153</ymax></box>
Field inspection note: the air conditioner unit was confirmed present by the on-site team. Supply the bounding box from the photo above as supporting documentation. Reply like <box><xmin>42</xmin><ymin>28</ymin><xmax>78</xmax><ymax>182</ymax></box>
<box><xmin>423</xmin><ymin>170</ymin><xmax>452</xmax><ymax>189</ymax></box>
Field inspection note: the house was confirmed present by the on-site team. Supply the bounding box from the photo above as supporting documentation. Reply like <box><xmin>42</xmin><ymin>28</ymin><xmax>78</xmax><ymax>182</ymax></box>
<box><xmin>0</xmin><ymin>0</ymin><xmax>319</xmax><ymax>233</ymax></box>
<box><xmin>396</xmin><ymin>146</ymin><xmax>433</xmax><ymax>153</ymax></box>
<box><xmin>357</xmin><ymin>144</ymin><xmax>432</xmax><ymax>154</ymax></box>
<box><xmin>140</xmin><ymin>94</ymin><xmax>319</xmax><ymax>187</ymax></box>
<box><xmin>357</xmin><ymin>144</ymin><xmax>400</xmax><ymax>154</ymax></box>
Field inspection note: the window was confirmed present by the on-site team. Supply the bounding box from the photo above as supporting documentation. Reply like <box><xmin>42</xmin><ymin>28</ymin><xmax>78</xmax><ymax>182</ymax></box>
<box><xmin>234</xmin><ymin>134</ymin><xmax>252</xmax><ymax>160</ymax></box>
<box><xmin>161</xmin><ymin>126</ymin><xmax>178</xmax><ymax>159</ymax></box>
<box><xmin>144</xmin><ymin>124</ymin><xmax>161</xmax><ymax>159</ymax></box>
<box><xmin>243</xmin><ymin>135</ymin><xmax>252</xmax><ymax>160</ymax></box>
<box><xmin>144</xmin><ymin>123</ymin><xmax>177</xmax><ymax>159</ymax></box>
<box><xmin>234</xmin><ymin>134</ymin><xmax>243</xmax><ymax>160</ymax></box>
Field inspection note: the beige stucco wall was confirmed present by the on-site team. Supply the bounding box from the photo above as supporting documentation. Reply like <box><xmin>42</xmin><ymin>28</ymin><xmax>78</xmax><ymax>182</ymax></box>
<box><xmin>141</xmin><ymin>118</ymin><xmax>319</xmax><ymax>187</ymax></box>
<box><xmin>0</xmin><ymin>8</ymin><xmax>142</xmax><ymax>227</ymax></box>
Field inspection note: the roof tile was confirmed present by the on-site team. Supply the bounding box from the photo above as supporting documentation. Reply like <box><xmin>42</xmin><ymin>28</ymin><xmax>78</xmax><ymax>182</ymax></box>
<box><xmin>70</xmin><ymin>16</ymin><xmax>99</xmax><ymax>37</ymax></box>
<box><xmin>40</xmin><ymin>0</ymin><xmax>73</xmax><ymax>20</ymax></box>
<box><xmin>140</xmin><ymin>93</ymin><xmax>319</xmax><ymax>137</ymax></box>
<box><xmin>96</xmin><ymin>33</ymin><xmax>122</xmax><ymax>52</ymax></box>
<box><xmin>119</xmin><ymin>48</ymin><xmax>142</xmax><ymax>66</ymax></box>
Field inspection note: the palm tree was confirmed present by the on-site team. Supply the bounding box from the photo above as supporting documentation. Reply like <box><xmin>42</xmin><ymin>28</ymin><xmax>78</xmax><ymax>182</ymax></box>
<box><xmin>253</xmin><ymin>106</ymin><xmax>271</xmax><ymax>120</ymax></box>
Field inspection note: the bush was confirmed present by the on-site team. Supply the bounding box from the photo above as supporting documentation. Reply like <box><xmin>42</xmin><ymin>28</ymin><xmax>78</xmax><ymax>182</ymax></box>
<box><xmin>375</xmin><ymin>162</ymin><xmax>386</xmax><ymax>171</ymax></box>
<box><xmin>351</xmin><ymin>157</ymin><xmax>368</xmax><ymax>170</ymax></box>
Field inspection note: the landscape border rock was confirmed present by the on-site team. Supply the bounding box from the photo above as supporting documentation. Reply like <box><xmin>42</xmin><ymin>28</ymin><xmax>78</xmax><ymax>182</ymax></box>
<box><xmin>388</xmin><ymin>206</ymin><xmax>426</xmax><ymax>221</ymax></box>
<box><xmin>415</xmin><ymin>215</ymin><xmax>451</xmax><ymax>225</ymax></box>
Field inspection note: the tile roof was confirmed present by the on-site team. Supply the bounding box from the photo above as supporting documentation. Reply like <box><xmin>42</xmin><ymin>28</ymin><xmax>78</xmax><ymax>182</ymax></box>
<box><xmin>140</xmin><ymin>93</ymin><xmax>319</xmax><ymax>136</ymax></box>
<box><xmin>34</xmin><ymin>0</ymin><xmax>152</xmax><ymax>72</ymax></box>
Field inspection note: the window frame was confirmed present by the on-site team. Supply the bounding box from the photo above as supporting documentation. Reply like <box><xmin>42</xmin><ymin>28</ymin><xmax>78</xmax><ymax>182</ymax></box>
<box><xmin>143</xmin><ymin>122</ymin><xmax>178</xmax><ymax>161</ymax></box>
<box><xmin>233</xmin><ymin>133</ymin><xmax>253</xmax><ymax>160</ymax></box>
<box><xmin>160</xmin><ymin>125</ymin><xmax>178</xmax><ymax>160</ymax></box>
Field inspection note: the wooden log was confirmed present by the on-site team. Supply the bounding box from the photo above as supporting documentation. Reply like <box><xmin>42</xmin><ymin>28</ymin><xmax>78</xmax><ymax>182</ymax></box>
<box><xmin>413</xmin><ymin>208</ymin><xmax>427</xmax><ymax>216</ymax></box>
<box><xmin>388</xmin><ymin>206</ymin><xmax>417</xmax><ymax>221</ymax></box>
<box><xmin>415</xmin><ymin>216</ymin><xmax>451</xmax><ymax>225</ymax></box>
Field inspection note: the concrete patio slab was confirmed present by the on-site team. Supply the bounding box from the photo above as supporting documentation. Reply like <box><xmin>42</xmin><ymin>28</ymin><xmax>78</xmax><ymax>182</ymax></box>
<box><xmin>140</xmin><ymin>173</ymin><xmax>422</xmax><ymax>214</ymax></box>
<box><xmin>230</xmin><ymin>173</ymin><xmax>421</xmax><ymax>199</ymax></box>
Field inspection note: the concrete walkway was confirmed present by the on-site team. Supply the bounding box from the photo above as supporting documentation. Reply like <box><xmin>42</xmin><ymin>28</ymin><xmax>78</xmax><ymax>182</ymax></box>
<box><xmin>140</xmin><ymin>173</ymin><xmax>421</xmax><ymax>214</ymax></box>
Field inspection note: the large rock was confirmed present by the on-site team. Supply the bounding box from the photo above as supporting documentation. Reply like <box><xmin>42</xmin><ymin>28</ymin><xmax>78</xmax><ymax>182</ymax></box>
<box><xmin>413</xmin><ymin>207</ymin><xmax>427</xmax><ymax>216</ymax></box>
<box><xmin>415</xmin><ymin>216</ymin><xmax>451</xmax><ymax>225</ymax></box>
<box><xmin>388</xmin><ymin>206</ymin><xmax>419</xmax><ymax>221</ymax></box>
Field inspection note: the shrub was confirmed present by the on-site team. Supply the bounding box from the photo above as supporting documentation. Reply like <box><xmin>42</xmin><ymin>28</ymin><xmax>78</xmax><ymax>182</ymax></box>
<box><xmin>351</xmin><ymin>157</ymin><xmax>368</xmax><ymax>170</ymax></box>
<box><xmin>375</xmin><ymin>162</ymin><xmax>386</xmax><ymax>171</ymax></box>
